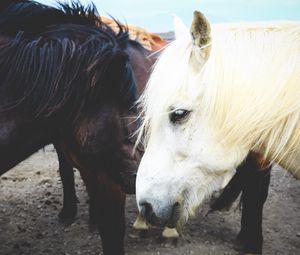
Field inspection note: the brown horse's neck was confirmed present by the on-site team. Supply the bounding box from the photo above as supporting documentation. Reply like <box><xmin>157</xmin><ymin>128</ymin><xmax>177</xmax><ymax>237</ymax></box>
<box><xmin>125</xmin><ymin>41</ymin><xmax>161</xmax><ymax>96</ymax></box>
<box><xmin>0</xmin><ymin>115</ymin><xmax>54</xmax><ymax>175</ymax></box>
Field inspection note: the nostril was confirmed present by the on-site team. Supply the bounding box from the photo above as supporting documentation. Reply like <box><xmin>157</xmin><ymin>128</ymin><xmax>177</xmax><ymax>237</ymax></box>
<box><xmin>172</xmin><ymin>202</ymin><xmax>181</xmax><ymax>217</ymax></box>
<box><xmin>167</xmin><ymin>202</ymin><xmax>181</xmax><ymax>228</ymax></box>
<box><xmin>174</xmin><ymin>202</ymin><xmax>180</xmax><ymax>207</ymax></box>
<box><xmin>139</xmin><ymin>201</ymin><xmax>153</xmax><ymax>219</ymax></box>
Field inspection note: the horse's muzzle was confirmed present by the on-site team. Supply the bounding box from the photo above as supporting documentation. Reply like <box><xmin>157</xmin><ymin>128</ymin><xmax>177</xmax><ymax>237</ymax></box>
<box><xmin>139</xmin><ymin>200</ymin><xmax>181</xmax><ymax>228</ymax></box>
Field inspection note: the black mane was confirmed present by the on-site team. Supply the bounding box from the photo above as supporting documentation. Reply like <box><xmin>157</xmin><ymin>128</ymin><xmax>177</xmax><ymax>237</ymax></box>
<box><xmin>0</xmin><ymin>0</ymin><xmax>137</xmax><ymax>121</ymax></box>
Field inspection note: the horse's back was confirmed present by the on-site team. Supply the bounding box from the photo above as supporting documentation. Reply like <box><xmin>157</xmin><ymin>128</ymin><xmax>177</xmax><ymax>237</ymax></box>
<box><xmin>212</xmin><ymin>21</ymin><xmax>300</xmax><ymax>32</ymax></box>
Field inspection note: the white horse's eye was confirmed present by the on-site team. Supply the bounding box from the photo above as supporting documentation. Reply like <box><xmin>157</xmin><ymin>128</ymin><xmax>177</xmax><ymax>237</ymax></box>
<box><xmin>169</xmin><ymin>109</ymin><xmax>191</xmax><ymax>124</ymax></box>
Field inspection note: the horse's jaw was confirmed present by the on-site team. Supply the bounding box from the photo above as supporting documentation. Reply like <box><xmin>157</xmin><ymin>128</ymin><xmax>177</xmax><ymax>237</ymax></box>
<box><xmin>135</xmin><ymin>143</ymin><xmax>237</xmax><ymax>227</ymax></box>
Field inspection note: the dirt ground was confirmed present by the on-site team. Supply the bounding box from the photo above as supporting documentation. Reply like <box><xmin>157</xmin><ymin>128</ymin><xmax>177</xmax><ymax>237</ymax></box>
<box><xmin>0</xmin><ymin>146</ymin><xmax>299</xmax><ymax>255</ymax></box>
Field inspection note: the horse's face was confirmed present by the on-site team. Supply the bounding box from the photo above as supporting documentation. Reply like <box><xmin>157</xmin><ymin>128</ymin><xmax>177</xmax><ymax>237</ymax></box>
<box><xmin>61</xmin><ymin>50</ymin><xmax>141</xmax><ymax>194</ymax></box>
<box><xmin>136</xmin><ymin>92</ymin><xmax>246</xmax><ymax>226</ymax></box>
<box><xmin>136</xmin><ymin>13</ymin><xmax>248</xmax><ymax>226</ymax></box>
<box><xmin>66</xmin><ymin>104</ymin><xmax>140</xmax><ymax>194</ymax></box>
<box><xmin>68</xmin><ymin>39</ymin><xmax>157</xmax><ymax>194</ymax></box>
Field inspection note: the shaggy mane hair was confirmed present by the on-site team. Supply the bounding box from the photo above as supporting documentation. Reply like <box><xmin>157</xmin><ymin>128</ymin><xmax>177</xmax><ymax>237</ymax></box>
<box><xmin>0</xmin><ymin>0</ymin><xmax>136</xmax><ymax>121</ymax></box>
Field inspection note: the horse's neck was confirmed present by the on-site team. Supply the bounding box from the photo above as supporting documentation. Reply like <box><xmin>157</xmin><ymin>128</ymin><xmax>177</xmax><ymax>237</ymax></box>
<box><xmin>126</xmin><ymin>43</ymin><xmax>155</xmax><ymax>95</ymax></box>
<box><xmin>0</xmin><ymin>115</ymin><xmax>53</xmax><ymax>174</ymax></box>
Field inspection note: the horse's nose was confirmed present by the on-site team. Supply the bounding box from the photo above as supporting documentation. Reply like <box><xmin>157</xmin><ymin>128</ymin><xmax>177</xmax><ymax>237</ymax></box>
<box><xmin>139</xmin><ymin>200</ymin><xmax>181</xmax><ymax>227</ymax></box>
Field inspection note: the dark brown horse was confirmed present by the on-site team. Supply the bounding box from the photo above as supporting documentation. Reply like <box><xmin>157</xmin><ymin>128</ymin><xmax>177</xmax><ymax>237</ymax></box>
<box><xmin>0</xmin><ymin>1</ymin><xmax>140</xmax><ymax>254</ymax></box>
<box><xmin>55</xmin><ymin>33</ymin><xmax>156</xmax><ymax>223</ymax></box>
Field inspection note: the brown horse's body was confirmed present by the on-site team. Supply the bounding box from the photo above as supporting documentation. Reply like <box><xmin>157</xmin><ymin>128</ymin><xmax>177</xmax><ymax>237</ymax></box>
<box><xmin>0</xmin><ymin>1</ymin><xmax>139</xmax><ymax>254</ymax></box>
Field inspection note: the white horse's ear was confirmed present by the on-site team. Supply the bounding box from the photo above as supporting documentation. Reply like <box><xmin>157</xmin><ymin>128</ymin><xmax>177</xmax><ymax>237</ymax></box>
<box><xmin>173</xmin><ymin>14</ymin><xmax>190</xmax><ymax>40</ymax></box>
<box><xmin>190</xmin><ymin>10</ymin><xmax>212</xmax><ymax>71</ymax></box>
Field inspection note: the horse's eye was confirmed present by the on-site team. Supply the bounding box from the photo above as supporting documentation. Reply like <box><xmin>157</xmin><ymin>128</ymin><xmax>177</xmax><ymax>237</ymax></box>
<box><xmin>169</xmin><ymin>109</ymin><xmax>190</xmax><ymax>124</ymax></box>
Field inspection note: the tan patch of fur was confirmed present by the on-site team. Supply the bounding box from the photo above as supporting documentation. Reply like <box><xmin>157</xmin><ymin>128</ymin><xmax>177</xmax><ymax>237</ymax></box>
<box><xmin>100</xmin><ymin>16</ymin><xmax>167</xmax><ymax>51</ymax></box>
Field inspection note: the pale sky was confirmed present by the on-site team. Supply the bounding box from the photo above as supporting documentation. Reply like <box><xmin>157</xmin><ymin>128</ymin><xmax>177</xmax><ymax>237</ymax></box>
<box><xmin>37</xmin><ymin>0</ymin><xmax>300</xmax><ymax>32</ymax></box>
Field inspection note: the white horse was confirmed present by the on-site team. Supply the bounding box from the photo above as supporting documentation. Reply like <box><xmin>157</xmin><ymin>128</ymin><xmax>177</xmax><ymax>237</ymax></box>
<box><xmin>136</xmin><ymin>11</ymin><xmax>300</xmax><ymax>227</ymax></box>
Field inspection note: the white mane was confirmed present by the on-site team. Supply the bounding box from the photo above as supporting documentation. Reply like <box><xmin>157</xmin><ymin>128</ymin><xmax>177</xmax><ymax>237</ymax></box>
<box><xmin>139</xmin><ymin>21</ymin><xmax>300</xmax><ymax>177</ymax></box>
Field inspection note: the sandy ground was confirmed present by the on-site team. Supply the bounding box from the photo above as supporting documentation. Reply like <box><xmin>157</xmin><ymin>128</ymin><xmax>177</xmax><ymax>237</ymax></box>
<box><xmin>0</xmin><ymin>147</ymin><xmax>299</xmax><ymax>255</ymax></box>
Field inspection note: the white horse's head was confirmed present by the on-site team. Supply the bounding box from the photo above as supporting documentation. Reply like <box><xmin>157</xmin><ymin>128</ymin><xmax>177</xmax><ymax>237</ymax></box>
<box><xmin>136</xmin><ymin>12</ymin><xmax>248</xmax><ymax>226</ymax></box>
<box><xmin>136</xmin><ymin>11</ymin><xmax>300</xmax><ymax>226</ymax></box>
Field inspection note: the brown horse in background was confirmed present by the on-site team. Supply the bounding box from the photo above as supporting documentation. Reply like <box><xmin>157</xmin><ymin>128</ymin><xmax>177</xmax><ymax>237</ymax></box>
<box><xmin>100</xmin><ymin>16</ymin><xmax>167</xmax><ymax>51</ymax></box>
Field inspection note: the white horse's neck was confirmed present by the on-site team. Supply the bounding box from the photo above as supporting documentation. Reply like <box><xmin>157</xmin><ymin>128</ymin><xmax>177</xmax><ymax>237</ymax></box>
<box><xmin>200</xmin><ymin>24</ymin><xmax>300</xmax><ymax>179</ymax></box>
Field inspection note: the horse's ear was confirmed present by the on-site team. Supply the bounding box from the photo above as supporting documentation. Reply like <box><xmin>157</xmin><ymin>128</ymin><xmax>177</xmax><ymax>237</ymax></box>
<box><xmin>191</xmin><ymin>11</ymin><xmax>211</xmax><ymax>49</ymax></box>
<box><xmin>173</xmin><ymin>14</ymin><xmax>190</xmax><ymax>40</ymax></box>
<box><xmin>190</xmin><ymin>11</ymin><xmax>211</xmax><ymax>69</ymax></box>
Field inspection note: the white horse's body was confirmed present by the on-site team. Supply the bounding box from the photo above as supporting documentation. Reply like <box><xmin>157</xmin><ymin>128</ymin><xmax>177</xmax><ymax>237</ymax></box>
<box><xmin>136</xmin><ymin>16</ymin><xmax>300</xmax><ymax>225</ymax></box>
